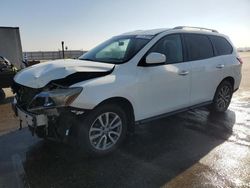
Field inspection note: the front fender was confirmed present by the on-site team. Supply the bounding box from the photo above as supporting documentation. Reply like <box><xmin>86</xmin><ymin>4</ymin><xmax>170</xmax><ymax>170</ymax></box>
<box><xmin>69</xmin><ymin>74</ymin><xmax>137</xmax><ymax>111</ymax></box>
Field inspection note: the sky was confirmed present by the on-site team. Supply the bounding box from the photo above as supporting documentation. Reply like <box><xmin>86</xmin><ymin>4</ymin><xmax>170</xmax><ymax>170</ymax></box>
<box><xmin>1</xmin><ymin>0</ymin><xmax>250</xmax><ymax>51</ymax></box>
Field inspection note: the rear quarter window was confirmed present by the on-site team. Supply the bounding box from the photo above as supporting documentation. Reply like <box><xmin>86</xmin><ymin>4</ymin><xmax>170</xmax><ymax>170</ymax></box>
<box><xmin>184</xmin><ymin>34</ymin><xmax>214</xmax><ymax>61</ymax></box>
<box><xmin>209</xmin><ymin>35</ymin><xmax>233</xmax><ymax>56</ymax></box>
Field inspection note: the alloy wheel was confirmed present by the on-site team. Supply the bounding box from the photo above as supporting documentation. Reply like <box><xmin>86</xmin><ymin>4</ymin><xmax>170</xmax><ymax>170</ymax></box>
<box><xmin>216</xmin><ymin>85</ymin><xmax>231</xmax><ymax>110</ymax></box>
<box><xmin>89</xmin><ymin>112</ymin><xmax>122</xmax><ymax>151</ymax></box>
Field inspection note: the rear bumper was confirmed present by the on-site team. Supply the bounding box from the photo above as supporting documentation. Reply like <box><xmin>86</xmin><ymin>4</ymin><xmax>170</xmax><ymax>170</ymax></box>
<box><xmin>0</xmin><ymin>71</ymin><xmax>16</xmax><ymax>88</ymax></box>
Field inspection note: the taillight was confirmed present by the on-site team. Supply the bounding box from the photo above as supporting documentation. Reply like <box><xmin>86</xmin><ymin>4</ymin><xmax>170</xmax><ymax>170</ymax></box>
<box><xmin>237</xmin><ymin>57</ymin><xmax>243</xmax><ymax>65</ymax></box>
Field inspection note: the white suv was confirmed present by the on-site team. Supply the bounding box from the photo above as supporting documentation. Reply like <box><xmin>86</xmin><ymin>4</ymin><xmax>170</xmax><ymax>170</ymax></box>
<box><xmin>12</xmin><ymin>26</ymin><xmax>242</xmax><ymax>156</ymax></box>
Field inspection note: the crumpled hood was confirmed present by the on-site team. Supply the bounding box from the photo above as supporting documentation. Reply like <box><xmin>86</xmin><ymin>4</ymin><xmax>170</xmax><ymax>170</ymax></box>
<box><xmin>14</xmin><ymin>59</ymin><xmax>115</xmax><ymax>88</ymax></box>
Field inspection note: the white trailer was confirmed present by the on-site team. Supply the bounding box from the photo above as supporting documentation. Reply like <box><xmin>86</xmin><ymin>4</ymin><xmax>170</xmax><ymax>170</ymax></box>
<box><xmin>0</xmin><ymin>27</ymin><xmax>23</xmax><ymax>101</ymax></box>
<box><xmin>0</xmin><ymin>27</ymin><xmax>23</xmax><ymax>69</ymax></box>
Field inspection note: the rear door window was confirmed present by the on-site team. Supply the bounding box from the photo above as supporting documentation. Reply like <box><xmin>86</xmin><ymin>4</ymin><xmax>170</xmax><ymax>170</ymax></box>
<box><xmin>184</xmin><ymin>34</ymin><xmax>213</xmax><ymax>61</ymax></box>
<box><xmin>209</xmin><ymin>35</ymin><xmax>233</xmax><ymax>55</ymax></box>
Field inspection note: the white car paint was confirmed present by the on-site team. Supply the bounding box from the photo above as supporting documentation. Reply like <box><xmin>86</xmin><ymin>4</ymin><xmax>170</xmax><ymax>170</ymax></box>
<box><xmin>14</xmin><ymin>59</ymin><xmax>114</xmax><ymax>88</ymax></box>
<box><xmin>14</xmin><ymin>27</ymin><xmax>242</xmax><ymax>122</ymax></box>
<box><xmin>135</xmin><ymin>62</ymin><xmax>191</xmax><ymax>120</ymax></box>
<box><xmin>189</xmin><ymin>56</ymin><xmax>225</xmax><ymax>105</ymax></box>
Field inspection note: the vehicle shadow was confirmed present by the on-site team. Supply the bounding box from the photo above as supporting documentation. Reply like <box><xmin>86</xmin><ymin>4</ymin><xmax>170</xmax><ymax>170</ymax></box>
<box><xmin>23</xmin><ymin>108</ymin><xmax>235</xmax><ymax>188</ymax></box>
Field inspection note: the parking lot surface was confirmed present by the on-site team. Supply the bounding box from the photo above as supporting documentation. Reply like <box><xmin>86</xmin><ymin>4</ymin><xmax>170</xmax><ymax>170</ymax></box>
<box><xmin>0</xmin><ymin>53</ymin><xmax>249</xmax><ymax>188</ymax></box>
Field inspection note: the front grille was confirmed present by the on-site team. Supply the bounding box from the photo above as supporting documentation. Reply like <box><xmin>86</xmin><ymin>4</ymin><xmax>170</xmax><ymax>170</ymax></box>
<box><xmin>12</xmin><ymin>82</ymin><xmax>41</xmax><ymax>110</ymax></box>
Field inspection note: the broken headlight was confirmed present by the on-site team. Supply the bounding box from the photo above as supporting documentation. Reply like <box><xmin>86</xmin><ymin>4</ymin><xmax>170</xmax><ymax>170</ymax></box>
<box><xmin>27</xmin><ymin>87</ymin><xmax>82</xmax><ymax>112</ymax></box>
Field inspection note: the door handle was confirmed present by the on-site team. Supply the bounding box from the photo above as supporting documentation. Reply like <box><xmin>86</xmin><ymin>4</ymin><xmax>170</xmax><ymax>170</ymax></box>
<box><xmin>216</xmin><ymin>64</ymin><xmax>225</xmax><ymax>69</ymax></box>
<box><xmin>178</xmin><ymin>70</ymin><xmax>189</xmax><ymax>76</ymax></box>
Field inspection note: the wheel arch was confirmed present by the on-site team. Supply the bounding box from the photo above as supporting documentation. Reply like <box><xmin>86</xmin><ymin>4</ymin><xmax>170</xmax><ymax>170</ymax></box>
<box><xmin>213</xmin><ymin>76</ymin><xmax>235</xmax><ymax>100</ymax></box>
<box><xmin>210</xmin><ymin>76</ymin><xmax>234</xmax><ymax>112</ymax></box>
<box><xmin>220</xmin><ymin>76</ymin><xmax>235</xmax><ymax>89</ymax></box>
<box><xmin>96</xmin><ymin>97</ymin><xmax>135</xmax><ymax>133</ymax></box>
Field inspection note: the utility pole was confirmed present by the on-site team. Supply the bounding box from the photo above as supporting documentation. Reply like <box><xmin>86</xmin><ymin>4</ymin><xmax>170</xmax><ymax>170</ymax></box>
<box><xmin>61</xmin><ymin>41</ymin><xmax>65</xmax><ymax>59</ymax></box>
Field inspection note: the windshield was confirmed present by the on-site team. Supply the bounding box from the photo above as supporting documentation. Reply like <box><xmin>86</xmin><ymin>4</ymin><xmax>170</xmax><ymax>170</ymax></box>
<box><xmin>79</xmin><ymin>35</ymin><xmax>152</xmax><ymax>64</ymax></box>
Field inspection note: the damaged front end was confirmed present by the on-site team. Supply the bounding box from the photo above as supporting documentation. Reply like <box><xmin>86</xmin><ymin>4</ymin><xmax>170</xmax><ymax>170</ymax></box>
<box><xmin>11</xmin><ymin>59</ymin><xmax>115</xmax><ymax>142</ymax></box>
<box><xmin>12</xmin><ymin>82</ymin><xmax>86</xmax><ymax>143</ymax></box>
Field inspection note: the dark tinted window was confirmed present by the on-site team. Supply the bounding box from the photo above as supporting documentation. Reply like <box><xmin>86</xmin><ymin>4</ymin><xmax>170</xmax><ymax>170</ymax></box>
<box><xmin>184</xmin><ymin>34</ymin><xmax>213</xmax><ymax>61</ymax></box>
<box><xmin>149</xmin><ymin>34</ymin><xmax>183</xmax><ymax>64</ymax></box>
<box><xmin>209</xmin><ymin>35</ymin><xmax>233</xmax><ymax>55</ymax></box>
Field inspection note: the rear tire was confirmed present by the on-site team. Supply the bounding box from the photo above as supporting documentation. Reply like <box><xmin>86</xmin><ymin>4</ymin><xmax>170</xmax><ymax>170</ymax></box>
<box><xmin>77</xmin><ymin>104</ymin><xmax>128</xmax><ymax>157</ymax></box>
<box><xmin>0</xmin><ymin>88</ymin><xmax>5</xmax><ymax>102</ymax></box>
<box><xmin>210</xmin><ymin>80</ymin><xmax>233</xmax><ymax>112</ymax></box>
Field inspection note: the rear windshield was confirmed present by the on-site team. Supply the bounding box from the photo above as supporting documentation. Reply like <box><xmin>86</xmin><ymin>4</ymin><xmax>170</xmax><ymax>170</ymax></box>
<box><xmin>79</xmin><ymin>35</ymin><xmax>152</xmax><ymax>64</ymax></box>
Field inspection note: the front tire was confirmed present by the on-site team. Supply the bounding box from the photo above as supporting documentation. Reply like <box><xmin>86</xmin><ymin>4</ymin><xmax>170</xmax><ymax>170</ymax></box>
<box><xmin>77</xmin><ymin>104</ymin><xmax>128</xmax><ymax>157</ymax></box>
<box><xmin>210</xmin><ymin>80</ymin><xmax>233</xmax><ymax>112</ymax></box>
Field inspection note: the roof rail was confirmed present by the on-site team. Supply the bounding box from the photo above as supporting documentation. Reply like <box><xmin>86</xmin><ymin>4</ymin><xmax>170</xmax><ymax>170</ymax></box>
<box><xmin>173</xmin><ymin>26</ymin><xmax>218</xmax><ymax>33</ymax></box>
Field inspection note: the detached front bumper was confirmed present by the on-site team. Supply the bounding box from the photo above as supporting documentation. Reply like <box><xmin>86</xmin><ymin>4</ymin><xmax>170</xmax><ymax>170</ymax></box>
<box><xmin>11</xmin><ymin>83</ymin><xmax>85</xmax><ymax>140</ymax></box>
<box><xmin>12</xmin><ymin>98</ymin><xmax>48</xmax><ymax>130</ymax></box>
<box><xmin>12</xmin><ymin>96</ymin><xmax>87</xmax><ymax>140</ymax></box>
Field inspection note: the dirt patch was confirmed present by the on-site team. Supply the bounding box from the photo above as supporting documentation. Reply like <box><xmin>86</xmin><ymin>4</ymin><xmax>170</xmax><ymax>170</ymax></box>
<box><xmin>0</xmin><ymin>88</ymin><xmax>18</xmax><ymax>135</ymax></box>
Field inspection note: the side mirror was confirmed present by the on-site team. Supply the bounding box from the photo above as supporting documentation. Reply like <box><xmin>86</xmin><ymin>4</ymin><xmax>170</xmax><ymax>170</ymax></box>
<box><xmin>145</xmin><ymin>52</ymin><xmax>166</xmax><ymax>64</ymax></box>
